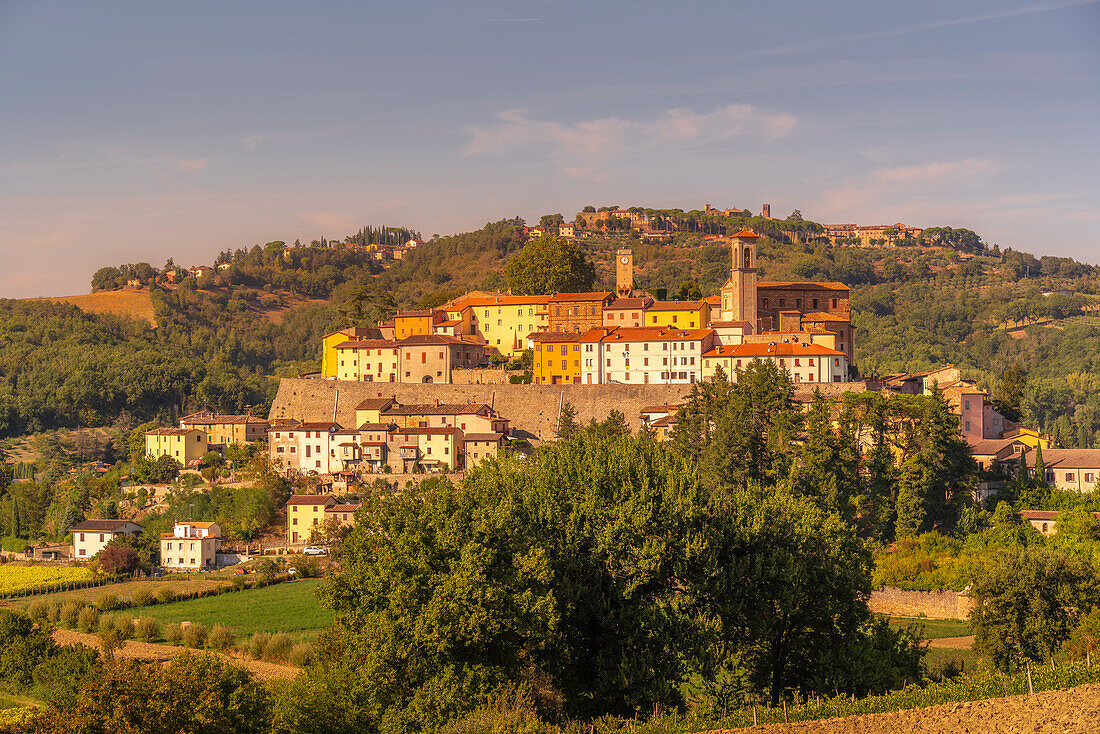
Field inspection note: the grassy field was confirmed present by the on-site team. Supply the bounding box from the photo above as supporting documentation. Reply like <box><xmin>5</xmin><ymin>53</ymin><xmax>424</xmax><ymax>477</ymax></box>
<box><xmin>890</xmin><ymin>617</ymin><xmax>971</xmax><ymax>639</ymax></box>
<box><xmin>135</xmin><ymin>579</ymin><xmax>332</xmax><ymax>638</ymax></box>
<box><xmin>0</xmin><ymin>566</ymin><xmax>93</xmax><ymax>596</ymax></box>
<box><xmin>38</xmin><ymin>287</ymin><xmax>157</xmax><ymax>325</ymax></box>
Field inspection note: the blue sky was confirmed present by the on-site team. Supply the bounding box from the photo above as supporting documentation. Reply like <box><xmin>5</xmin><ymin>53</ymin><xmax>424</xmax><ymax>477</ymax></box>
<box><xmin>2</xmin><ymin>0</ymin><xmax>1098</xmax><ymax>297</ymax></box>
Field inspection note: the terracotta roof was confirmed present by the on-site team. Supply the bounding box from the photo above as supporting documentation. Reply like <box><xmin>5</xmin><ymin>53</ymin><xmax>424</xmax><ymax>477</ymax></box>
<box><xmin>324</xmin><ymin>326</ymin><xmax>383</xmax><ymax>339</ymax></box>
<box><xmin>605</xmin><ymin>297</ymin><xmax>653</xmax><ymax>310</ymax></box>
<box><xmin>967</xmin><ymin>438</ymin><xmax>1024</xmax><ymax>456</ymax></box>
<box><xmin>145</xmin><ymin>428</ymin><xmax>199</xmax><ymax>436</ymax></box>
<box><xmin>599</xmin><ymin>327</ymin><xmax>714</xmax><ymax>342</ymax></box>
<box><xmin>757</xmin><ymin>281</ymin><xmax>850</xmax><ymax>291</ymax></box>
<box><xmin>449</xmin><ymin>294</ymin><xmax>550</xmax><ymax>309</ymax></box>
<box><xmin>641</xmin><ymin>404</ymin><xmax>681</xmax><ymax>413</ymax></box>
<box><xmin>730</xmin><ymin>228</ymin><xmax>759</xmax><ymax>238</ymax></box>
<box><xmin>709</xmin><ymin>320</ymin><xmax>752</xmax><ymax>328</ymax></box>
<box><xmin>286</xmin><ymin>494</ymin><xmax>336</xmax><ymax>506</ymax></box>
<box><xmin>529</xmin><ymin>333</ymin><xmax>581</xmax><ymax>343</ymax></box>
<box><xmin>704</xmin><ymin>295</ymin><xmax>721</xmax><ymax>306</ymax></box>
<box><xmin>704</xmin><ymin>342</ymin><xmax>844</xmax><ymax>358</ymax></box>
<box><xmin>1020</xmin><ymin>510</ymin><xmax>1058</xmax><ymax>521</ymax></box>
<box><xmin>327</xmin><ymin>504</ymin><xmax>361</xmax><ymax>513</ymax></box>
<box><xmin>382</xmin><ymin>403</ymin><xmax>489</xmax><ymax>416</ymax></box>
<box><xmin>392</xmin><ymin>427</ymin><xmax>459</xmax><ymax>435</ymax></box>
<box><xmin>649</xmin><ymin>416</ymin><xmax>674</xmax><ymax>428</ymax></box>
<box><xmin>801</xmin><ymin>311</ymin><xmax>851</xmax><ymax>322</ymax></box>
<box><xmin>395</xmin><ymin>309</ymin><xmax>442</xmax><ymax>318</ymax></box>
<box><xmin>355</xmin><ymin>398</ymin><xmax>396</xmax><ymax>410</ymax></box>
<box><xmin>180</xmin><ymin>414</ymin><xmax>269</xmax><ymax>425</ymax></box>
<box><xmin>293</xmin><ymin>422</ymin><xmax>343</xmax><ymax>431</ymax></box>
<box><xmin>1041</xmin><ymin>450</ymin><xmax>1100</xmax><ymax>469</ymax></box>
<box><xmin>464</xmin><ymin>432</ymin><xmax>505</xmax><ymax>442</ymax></box>
<box><xmin>647</xmin><ymin>300</ymin><xmax>706</xmax><ymax>312</ymax></box>
<box><xmin>547</xmin><ymin>291</ymin><xmax>613</xmax><ymax>302</ymax></box>
<box><xmin>358</xmin><ymin>422</ymin><xmax>397</xmax><ymax>431</ymax></box>
<box><xmin>437</xmin><ymin>319</ymin><xmax>462</xmax><ymax>327</ymax></box>
<box><xmin>397</xmin><ymin>334</ymin><xmax>484</xmax><ymax>347</ymax></box>
<box><xmin>71</xmin><ymin>519</ymin><xmax>140</xmax><ymax>532</ymax></box>
<box><xmin>336</xmin><ymin>339</ymin><xmax>398</xmax><ymax>350</ymax></box>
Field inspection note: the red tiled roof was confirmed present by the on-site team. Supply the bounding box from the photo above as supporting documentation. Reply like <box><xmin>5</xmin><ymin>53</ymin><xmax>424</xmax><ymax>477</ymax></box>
<box><xmin>547</xmin><ymin>292</ymin><xmax>613</xmax><ymax>303</ymax></box>
<box><xmin>286</xmin><ymin>494</ymin><xmax>336</xmax><ymax>506</ymax></box>
<box><xmin>703</xmin><ymin>342</ymin><xmax>844</xmax><ymax>358</ymax></box>
<box><xmin>758</xmin><ymin>281</ymin><xmax>850</xmax><ymax>291</ymax></box>
<box><xmin>599</xmin><ymin>327</ymin><xmax>714</xmax><ymax>342</ymax></box>
<box><xmin>71</xmin><ymin>519</ymin><xmax>140</xmax><ymax>532</ymax></box>
<box><xmin>145</xmin><ymin>428</ymin><xmax>199</xmax><ymax>436</ymax></box>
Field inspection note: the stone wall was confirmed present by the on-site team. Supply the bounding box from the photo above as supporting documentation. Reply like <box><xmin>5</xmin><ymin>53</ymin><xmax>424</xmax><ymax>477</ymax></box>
<box><xmin>868</xmin><ymin>586</ymin><xmax>974</xmax><ymax>621</ymax></box>
<box><xmin>450</xmin><ymin>368</ymin><xmax>524</xmax><ymax>385</ymax></box>
<box><xmin>271</xmin><ymin>378</ymin><xmax>695</xmax><ymax>443</ymax></box>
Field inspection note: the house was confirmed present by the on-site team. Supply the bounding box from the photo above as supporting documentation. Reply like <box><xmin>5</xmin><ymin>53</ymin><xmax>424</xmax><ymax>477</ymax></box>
<box><xmin>386</xmin><ymin>427</ymin><xmax>464</xmax><ymax>472</ymax></box>
<box><xmin>546</xmin><ymin>292</ymin><xmax>615</xmax><ymax>334</ymax></box>
<box><xmin>273</xmin><ymin>422</ymin><xmax>344</xmax><ymax>475</ymax></box>
<box><xmin>25</xmin><ymin>543</ymin><xmax>72</xmax><ymax>562</ymax></box>
<box><xmin>71</xmin><ymin>519</ymin><xmax>143</xmax><ymax>561</ymax></box>
<box><xmin>644</xmin><ymin>300</ymin><xmax>711</xmax><ymax>330</ymax></box>
<box><xmin>393</xmin><ymin>309</ymin><xmax>447</xmax><ymax>338</ymax></box>
<box><xmin>321</xmin><ymin>326</ymin><xmax>386</xmax><ymax>378</ymax></box>
<box><xmin>286</xmin><ymin>495</ymin><xmax>336</xmax><ymax>545</ymax></box>
<box><xmin>335</xmin><ymin>339</ymin><xmax>400</xmax><ymax>382</ymax></box>
<box><xmin>144</xmin><ymin>428</ymin><xmax>208</xmax><ymax>466</ymax></box>
<box><xmin>530</xmin><ymin>333</ymin><xmax>582</xmax><ymax>385</ymax></box>
<box><xmin>159</xmin><ymin>522</ymin><xmax>221</xmax><ymax>571</ymax></box>
<box><xmin>380</xmin><ymin>402</ymin><xmax>508</xmax><ymax>434</ymax></box>
<box><xmin>602</xmin><ymin>297</ymin><xmax>653</xmax><ymax>328</ymax></box>
<box><xmin>1034</xmin><ymin>450</ymin><xmax>1100</xmax><ymax>493</ymax></box>
<box><xmin>444</xmin><ymin>294</ymin><xmax>551</xmax><ymax>356</ymax></box>
<box><xmin>178</xmin><ymin>411</ymin><xmax>270</xmax><ymax>449</ymax></box>
<box><xmin>1020</xmin><ymin>510</ymin><xmax>1100</xmax><ymax>537</ymax></box>
<box><xmin>577</xmin><ymin>326</ymin><xmax>717</xmax><ymax>385</ymax></box>
<box><xmin>324</xmin><ymin>502</ymin><xmax>361</xmax><ymax>529</ymax></box>
<box><xmin>701</xmin><ymin>342</ymin><xmax>849</xmax><ymax>384</ymax></box>
<box><xmin>464</xmin><ymin>433</ymin><xmax>506</xmax><ymax>467</ymax></box>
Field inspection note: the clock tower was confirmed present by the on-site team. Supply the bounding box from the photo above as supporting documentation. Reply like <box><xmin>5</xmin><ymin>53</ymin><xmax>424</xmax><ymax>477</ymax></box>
<box><xmin>615</xmin><ymin>248</ymin><xmax>633</xmax><ymax>296</ymax></box>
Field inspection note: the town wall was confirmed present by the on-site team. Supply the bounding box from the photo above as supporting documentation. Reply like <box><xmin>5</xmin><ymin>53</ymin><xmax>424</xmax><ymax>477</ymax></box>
<box><xmin>271</xmin><ymin>379</ymin><xmax>694</xmax><ymax>442</ymax></box>
<box><xmin>868</xmin><ymin>586</ymin><xmax>974</xmax><ymax>621</ymax></box>
<box><xmin>451</xmin><ymin>368</ymin><xmax>524</xmax><ymax>385</ymax></box>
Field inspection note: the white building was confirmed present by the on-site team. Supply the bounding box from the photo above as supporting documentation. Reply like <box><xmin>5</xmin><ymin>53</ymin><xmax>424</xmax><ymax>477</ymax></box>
<box><xmin>268</xmin><ymin>421</ymin><xmax>345</xmax><ymax>476</ymax></box>
<box><xmin>71</xmin><ymin>519</ymin><xmax>143</xmax><ymax>561</ymax></box>
<box><xmin>159</xmin><ymin>522</ymin><xmax>222</xmax><ymax>571</ymax></box>
<box><xmin>701</xmin><ymin>342</ymin><xmax>848</xmax><ymax>384</ymax></box>
<box><xmin>578</xmin><ymin>327</ymin><xmax>717</xmax><ymax>385</ymax></box>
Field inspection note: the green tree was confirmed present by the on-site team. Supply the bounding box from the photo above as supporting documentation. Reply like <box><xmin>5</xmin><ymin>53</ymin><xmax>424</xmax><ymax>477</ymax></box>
<box><xmin>971</xmin><ymin>547</ymin><xmax>1097</xmax><ymax>672</ymax></box>
<box><xmin>556</xmin><ymin>401</ymin><xmax>578</xmax><ymax>440</ymax></box>
<box><xmin>504</xmin><ymin>235</ymin><xmax>596</xmax><ymax>295</ymax></box>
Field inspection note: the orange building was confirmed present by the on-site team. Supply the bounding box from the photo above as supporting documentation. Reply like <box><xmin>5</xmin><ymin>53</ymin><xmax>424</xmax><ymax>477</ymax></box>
<box><xmin>547</xmin><ymin>292</ymin><xmax>614</xmax><ymax>334</ymax></box>
<box><xmin>393</xmin><ymin>309</ymin><xmax>446</xmax><ymax>338</ymax></box>
<box><xmin>530</xmin><ymin>333</ymin><xmax>582</xmax><ymax>384</ymax></box>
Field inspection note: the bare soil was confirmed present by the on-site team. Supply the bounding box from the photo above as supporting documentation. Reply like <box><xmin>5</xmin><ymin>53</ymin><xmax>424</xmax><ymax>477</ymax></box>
<box><xmin>708</xmin><ymin>683</ymin><xmax>1100</xmax><ymax>733</ymax></box>
<box><xmin>926</xmin><ymin>635</ymin><xmax>975</xmax><ymax>649</ymax></box>
<box><xmin>51</xmin><ymin>628</ymin><xmax>299</xmax><ymax>681</ymax></box>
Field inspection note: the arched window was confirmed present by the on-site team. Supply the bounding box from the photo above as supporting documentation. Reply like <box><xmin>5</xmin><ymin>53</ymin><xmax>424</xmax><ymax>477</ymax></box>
<box><xmin>744</xmin><ymin>249</ymin><xmax>751</xmax><ymax>269</ymax></box>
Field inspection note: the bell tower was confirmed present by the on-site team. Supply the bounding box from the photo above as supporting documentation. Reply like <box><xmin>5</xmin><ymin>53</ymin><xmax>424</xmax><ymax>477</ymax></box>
<box><xmin>615</xmin><ymin>248</ymin><xmax>633</xmax><ymax>296</ymax></box>
<box><xmin>720</xmin><ymin>229</ymin><xmax>759</xmax><ymax>326</ymax></box>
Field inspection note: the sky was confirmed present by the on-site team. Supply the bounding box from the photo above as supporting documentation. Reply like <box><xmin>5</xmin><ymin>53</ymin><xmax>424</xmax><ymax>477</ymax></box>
<box><xmin>2</xmin><ymin>0</ymin><xmax>1098</xmax><ymax>298</ymax></box>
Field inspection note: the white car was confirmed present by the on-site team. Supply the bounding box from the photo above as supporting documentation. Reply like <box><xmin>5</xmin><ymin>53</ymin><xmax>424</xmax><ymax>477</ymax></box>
<box><xmin>302</xmin><ymin>546</ymin><xmax>328</xmax><ymax>556</ymax></box>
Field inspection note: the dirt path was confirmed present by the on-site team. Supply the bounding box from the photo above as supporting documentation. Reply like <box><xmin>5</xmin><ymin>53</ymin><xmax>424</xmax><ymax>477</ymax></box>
<box><xmin>706</xmin><ymin>683</ymin><xmax>1100</xmax><ymax>733</ymax></box>
<box><xmin>927</xmin><ymin>634</ymin><xmax>975</xmax><ymax>649</ymax></box>
<box><xmin>51</xmin><ymin>629</ymin><xmax>300</xmax><ymax>681</ymax></box>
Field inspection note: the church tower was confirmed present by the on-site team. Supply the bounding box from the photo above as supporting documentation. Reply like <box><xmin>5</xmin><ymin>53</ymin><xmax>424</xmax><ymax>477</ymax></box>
<box><xmin>615</xmin><ymin>248</ymin><xmax>633</xmax><ymax>296</ymax></box>
<box><xmin>720</xmin><ymin>229</ymin><xmax>759</xmax><ymax>326</ymax></box>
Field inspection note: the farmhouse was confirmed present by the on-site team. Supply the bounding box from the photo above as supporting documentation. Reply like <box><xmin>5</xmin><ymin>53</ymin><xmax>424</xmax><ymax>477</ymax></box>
<box><xmin>71</xmin><ymin>519</ymin><xmax>143</xmax><ymax>561</ymax></box>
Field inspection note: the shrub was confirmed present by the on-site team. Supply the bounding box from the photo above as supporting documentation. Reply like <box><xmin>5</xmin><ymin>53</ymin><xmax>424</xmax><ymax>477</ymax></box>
<box><xmin>77</xmin><ymin>605</ymin><xmax>100</xmax><ymax>633</ymax></box>
<box><xmin>60</xmin><ymin>601</ymin><xmax>83</xmax><ymax>629</ymax></box>
<box><xmin>156</xmin><ymin>588</ymin><xmax>176</xmax><ymax>604</ymax></box>
<box><xmin>288</xmin><ymin>642</ymin><xmax>313</xmax><ymax>667</ymax></box>
<box><xmin>244</xmin><ymin>632</ymin><xmax>270</xmax><ymax>660</ymax></box>
<box><xmin>97</xmin><ymin>619</ymin><xmax>122</xmax><ymax>657</ymax></box>
<box><xmin>130</xmin><ymin>589</ymin><xmax>153</xmax><ymax>607</ymax></box>
<box><xmin>46</xmin><ymin>601</ymin><xmax>61</xmax><ymax>624</ymax></box>
<box><xmin>26</xmin><ymin>599</ymin><xmax>49</xmax><ymax>622</ymax></box>
<box><xmin>95</xmin><ymin>593</ymin><xmax>119</xmax><ymax>611</ymax></box>
<box><xmin>231</xmin><ymin>576</ymin><xmax>247</xmax><ymax>591</ymax></box>
<box><xmin>114</xmin><ymin>616</ymin><xmax>134</xmax><ymax>640</ymax></box>
<box><xmin>265</xmin><ymin>632</ymin><xmax>293</xmax><ymax>662</ymax></box>
<box><xmin>207</xmin><ymin>624</ymin><xmax>235</xmax><ymax>651</ymax></box>
<box><xmin>164</xmin><ymin>623</ymin><xmax>183</xmax><ymax>646</ymax></box>
<box><xmin>134</xmin><ymin>617</ymin><xmax>160</xmax><ymax>642</ymax></box>
<box><xmin>182</xmin><ymin>623</ymin><xmax>207</xmax><ymax>649</ymax></box>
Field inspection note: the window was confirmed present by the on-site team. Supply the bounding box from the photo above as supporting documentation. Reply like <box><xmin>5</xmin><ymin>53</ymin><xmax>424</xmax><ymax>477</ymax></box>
<box><xmin>1086</xmin><ymin>473</ymin><xmax>1095</xmax><ymax>482</ymax></box>
<box><xmin>1067</xmin><ymin>473</ymin><xmax>1076</xmax><ymax>482</ymax></box>
<box><xmin>795</xmin><ymin>359</ymin><xmax>801</xmax><ymax>366</ymax></box>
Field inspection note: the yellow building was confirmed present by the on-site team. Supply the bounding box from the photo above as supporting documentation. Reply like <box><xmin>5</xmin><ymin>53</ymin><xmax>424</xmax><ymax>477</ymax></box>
<box><xmin>335</xmin><ymin>340</ymin><xmax>400</xmax><ymax>382</ymax></box>
<box><xmin>446</xmin><ymin>294</ymin><xmax>550</xmax><ymax>356</ymax></box>
<box><xmin>643</xmin><ymin>300</ymin><xmax>711</xmax><ymax>330</ymax></box>
<box><xmin>285</xmin><ymin>494</ymin><xmax>335</xmax><ymax>545</ymax></box>
<box><xmin>145</xmin><ymin>428</ymin><xmax>208</xmax><ymax>465</ymax></box>
<box><xmin>1002</xmin><ymin>427</ymin><xmax>1050</xmax><ymax>450</ymax></box>
<box><xmin>530</xmin><ymin>333</ymin><xmax>582</xmax><ymax>385</ymax></box>
<box><xmin>321</xmin><ymin>326</ymin><xmax>384</xmax><ymax>378</ymax></box>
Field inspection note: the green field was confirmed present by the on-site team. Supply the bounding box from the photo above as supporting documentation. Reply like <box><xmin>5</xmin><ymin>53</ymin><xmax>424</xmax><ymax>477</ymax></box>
<box><xmin>890</xmin><ymin>617</ymin><xmax>971</xmax><ymax>639</ymax></box>
<box><xmin>135</xmin><ymin>579</ymin><xmax>332</xmax><ymax>638</ymax></box>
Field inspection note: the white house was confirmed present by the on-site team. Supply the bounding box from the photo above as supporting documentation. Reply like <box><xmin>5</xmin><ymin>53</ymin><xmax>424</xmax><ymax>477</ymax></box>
<box><xmin>71</xmin><ymin>519</ymin><xmax>143</xmax><ymax>561</ymax></box>
<box><xmin>159</xmin><ymin>521</ymin><xmax>222</xmax><ymax>571</ymax></box>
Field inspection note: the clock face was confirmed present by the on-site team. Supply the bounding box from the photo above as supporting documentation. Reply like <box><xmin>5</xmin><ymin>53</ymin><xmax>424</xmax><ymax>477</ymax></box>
<box><xmin>620</xmin><ymin>256</ymin><xmax>629</xmax><ymax>264</ymax></box>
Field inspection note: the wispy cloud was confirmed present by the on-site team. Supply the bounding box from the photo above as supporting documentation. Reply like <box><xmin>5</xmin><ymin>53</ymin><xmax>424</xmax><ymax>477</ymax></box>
<box><xmin>748</xmin><ymin>0</ymin><xmax>1100</xmax><ymax>59</ymax></box>
<box><xmin>241</xmin><ymin>134</ymin><xmax>271</xmax><ymax>151</ymax></box>
<box><xmin>174</xmin><ymin>159</ymin><xmax>210</xmax><ymax>173</ymax></box>
<box><xmin>464</xmin><ymin>104</ymin><xmax>796</xmax><ymax>178</ymax></box>
<box><xmin>816</xmin><ymin>158</ymin><xmax>995</xmax><ymax>219</ymax></box>
<box><xmin>873</xmin><ymin>158</ymin><xmax>992</xmax><ymax>184</ymax></box>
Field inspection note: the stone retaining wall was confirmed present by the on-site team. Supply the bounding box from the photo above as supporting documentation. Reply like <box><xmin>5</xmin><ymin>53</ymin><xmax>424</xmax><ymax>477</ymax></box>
<box><xmin>869</xmin><ymin>586</ymin><xmax>974</xmax><ymax>620</ymax></box>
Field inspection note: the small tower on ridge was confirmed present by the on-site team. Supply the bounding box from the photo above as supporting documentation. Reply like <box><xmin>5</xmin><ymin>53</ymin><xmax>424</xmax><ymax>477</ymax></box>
<box><xmin>720</xmin><ymin>229</ymin><xmax>759</xmax><ymax>326</ymax></box>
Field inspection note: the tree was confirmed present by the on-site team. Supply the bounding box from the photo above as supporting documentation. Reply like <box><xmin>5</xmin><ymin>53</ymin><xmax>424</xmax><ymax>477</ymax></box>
<box><xmin>994</xmin><ymin>364</ymin><xmax>1027</xmax><ymax>423</ymax></box>
<box><xmin>96</xmin><ymin>542</ymin><xmax>140</xmax><ymax>575</ymax></box>
<box><xmin>556</xmin><ymin>401</ymin><xmax>578</xmax><ymax>440</ymax></box>
<box><xmin>504</xmin><ymin>235</ymin><xmax>596</xmax><ymax>295</ymax></box>
<box><xmin>971</xmin><ymin>548</ymin><xmax>1097</xmax><ymax>672</ymax></box>
<box><xmin>674</xmin><ymin>279</ymin><xmax>702</xmax><ymax>301</ymax></box>
<box><xmin>538</xmin><ymin>213</ymin><xmax>564</xmax><ymax>230</ymax></box>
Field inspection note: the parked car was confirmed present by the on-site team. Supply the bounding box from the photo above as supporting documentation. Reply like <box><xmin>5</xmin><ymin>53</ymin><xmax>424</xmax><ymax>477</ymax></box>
<box><xmin>303</xmin><ymin>546</ymin><xmax>328</xmax><ymax>556</ymax></box>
